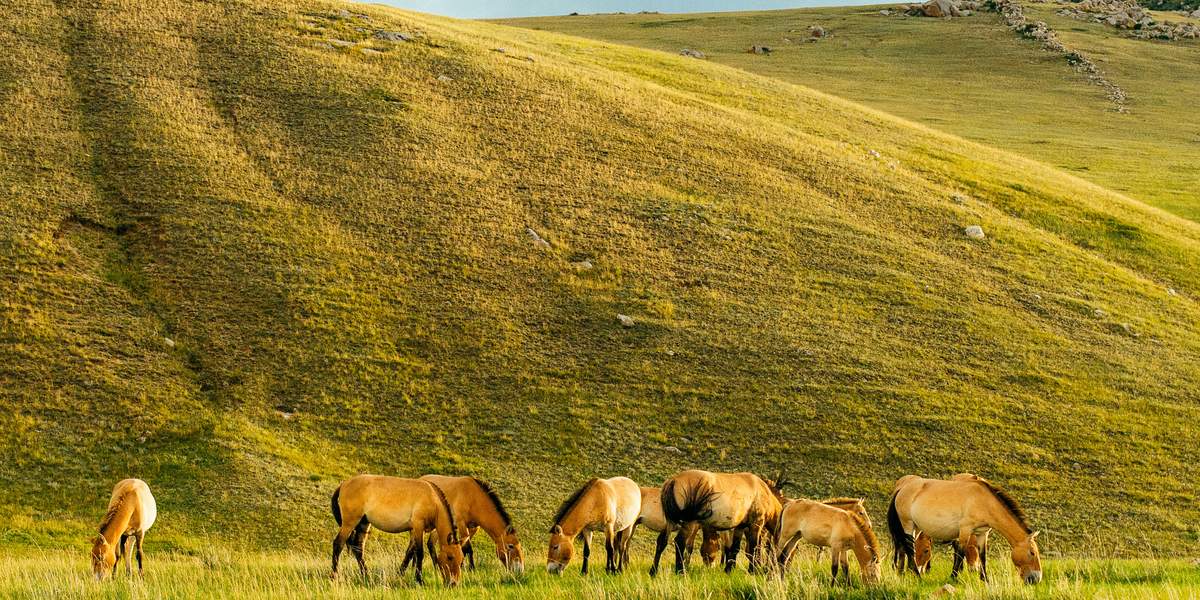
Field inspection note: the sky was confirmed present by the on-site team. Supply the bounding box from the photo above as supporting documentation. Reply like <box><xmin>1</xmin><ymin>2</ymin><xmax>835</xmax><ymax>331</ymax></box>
<box><xmin>367</xmin><ymin>0</ymin><xmax>869</xmax><ymax>19</ymax></box>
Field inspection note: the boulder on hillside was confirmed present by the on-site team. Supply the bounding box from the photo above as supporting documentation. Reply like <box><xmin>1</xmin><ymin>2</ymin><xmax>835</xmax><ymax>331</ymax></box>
<box><xmin>680</xmin><ymin>48</ymin><xmax>706</xmax><ymax>58</ymax></box>
<box><xmin>809</xmin><ymin>25</ymin><xmax>827</xmax><ymax>38</ymax></box>
<box><xmin>374</xmin><ymin>30</ymin><xmax>412</xmax><ymax>42</ymax></box>
<box><xmin>749</xmin><ymin>45</ymin><xmax>773</xmax><ymax>54</ymax></box>
<box><xmin>923</xmin><ymin>0</ymin><xmax>964</xmax><ymax>17</ymax></box>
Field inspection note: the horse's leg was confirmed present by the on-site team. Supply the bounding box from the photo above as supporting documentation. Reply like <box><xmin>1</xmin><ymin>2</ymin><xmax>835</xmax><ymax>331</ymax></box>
<box><xmin>950</xmin><ymin>542</ymin><xmax>965</xmax><ymax>580</ymax></box>
<box><xmin>349</xmin><ymin>523</ymin><xmax>370</xmax><ymax>579</ymax></box>
<box><xmin>650</xmin><ymin>530</ymin><xmax>669</xmax><ymax>576</ymax></box>
<box><xmin>331</xmin><ymin>516</ymin><xmax>358</xmax><ymax>579</ymax></box>
<box><xmin>777</xmin><ymin>534</ymin><xmax>800</xmax><ymax>570</ymax></box>
<box><xmin>673</xmin><ymin>527</ymin><xmax>688</xmax><ymax>574</ymax></box>
<box><xmin>464</xmin><ymin>538</ymin><xmax>475</xmax><ymax>571</ymax></box>
<box><xmin>681</xmin><ymin>523</ymin><xmax>697</xmax><ymax>568</ymax></box>
<box><xmin>581</xmin><ymin>530</ymin><xmax>592</xmax><ymax>575</ymax></box>
<box><xmin>412</xmin><ymin>528</ymin><xmax>426</xmax><ymax>585</ymax></box>
<box><xmin>744</xmin><ymin>522</ymin><xmax>763</xmax><ymax>574</ymax></box>
<box><xmin>724</xmin><ymin>530</ymin><xmax>743</xmax><ymax>574</ymax></box>
<box><xmin>840</xmin><ymin>550</ymin><xmax>850</xmax><ymax>585</ymax></box>
<box><xmin>604</xmin><ymin>525</ymin><xmax>617</xmax><ymax>575</ymax></box>
<box><xmin>977</xmin><ymin>532</ymin><xmax>990</xmax><ymax>582</ymax></box>
<box><xmin>134</xmin><ymin>531</ymin><xmax>145</xmax><ymax>576</ymax></box>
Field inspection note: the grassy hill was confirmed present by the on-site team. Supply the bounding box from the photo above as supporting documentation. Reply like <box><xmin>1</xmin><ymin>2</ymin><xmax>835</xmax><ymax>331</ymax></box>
<box><xmin>503</xmin><ymin>5</ymin><xmax>1200</xmax><ymax>221</ymax></box>
<box><xmin>3</xmin><ymin>0</ymin><xmax>1200</xmax><ymax>567</ymax></box>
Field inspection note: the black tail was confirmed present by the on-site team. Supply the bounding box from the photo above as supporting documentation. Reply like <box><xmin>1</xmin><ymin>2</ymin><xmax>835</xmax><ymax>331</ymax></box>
<box><xmin>886</xmin><ymin>491</ymin><xmax>912</xmax><ymax>570</ymax></box>
<box><xmin>661</xmin><ymin>478</ymin><xmax>719</xmax><ymax>525</ymax></box>
<box><xmin>331</xmin><ymin>486</ymin><xmax>342</xmax><ymax>526</ymax></box>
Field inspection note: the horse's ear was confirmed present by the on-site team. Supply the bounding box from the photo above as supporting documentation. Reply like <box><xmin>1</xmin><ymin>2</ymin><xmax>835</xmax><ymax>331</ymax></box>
<box><xmin>506</xmin><ymin>524</ymin><xmax>517</xmax><ymax>535</ymax></box>
<box><xmin>1030</xmin><ymin>531</ymin><xmax>1040</xmax><ymax>540</ymax></box>
<box><xmin>550</xmin><ymin>524</ymin><xmax>562</xmax><ymax>535</ymax></box>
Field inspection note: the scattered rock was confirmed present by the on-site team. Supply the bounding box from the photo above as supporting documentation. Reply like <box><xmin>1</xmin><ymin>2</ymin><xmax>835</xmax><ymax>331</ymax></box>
<box><xmin>880</xmin><ymin>8</ymin><xmax>893</xmax><ymax>15</ymax></box>
<box><xmin>437</xmin><ymin>74</ymin><xmax>454</xmax><ymax>82</ymax></box>
<box><xmin>868</xmin><ymin>149</ymin><xmax>881</xmax><ymax>158</ymax></box>
<box><xmin>617</xmin><ymin>314</ymin><xmax>635</xmax><ymax>327</ymax></box>
<box><xmin>572</xmin><ymin>259</ymin><xmax>594</xmax><ymax>270</ymax></box>
<box><xmin>524</xmin><ymin>54</ymin><xmax>536</xmax><ymax>62</ymax></box>
<box><xmin>933</xmin><ymin>583</ymin><xmax>957</xmax><ymax>597</ymax></box>
<box><xmin>951</xmin><ymin>193</ymin><xmax>967</xmax><ymax>203</ymax></box>
<box><xmin>526</xmin><ymin>227</ymin><xmax>551</xmax><ymax>249</ymax></box>
<box><xmin>964</xmin><ymin>225</ymin><xmax>986</xmax><ymax>239</ymax></box>
<box><xmin>361</xmin><ymin>48</ymin><xmax>383</xmax><ymax>55</ymax></box>
<box><xmin>1058</xmin><ymin>0</ymin><xmax>1199</xmax><ymax>40</ymax></box>
<box><xmin>163</xmin><ymin>337</ymin><xmax>175</xmax><ymax>348</ymax></box>
<box><xmin>666</xmin><ymin>349</ymin><xmax>676</xmax><ymax>356</ymax></box>
<box><xmin>748</xmin><ymin>45</ymin><xmax>773</xmax><ymax>54</ymax></box>
<box><xmin>680</xmin><ymin>48</ymin><xmax>706</xmax><ymax>58</ymax></box>
<box><xmin>492</xmin><ymin>47</ymin><xmax>507</xmax><ymax>54</ymax></box>
<box><xmin>809</xmin><ymin>25</ymin><xmax>827</xmax><ymax>38</ymax></box>
<box><xmin>1094</xmin><ymin>308</ymin><xmax>1108</xmax><ymax>317</ymax></box>
<box><xmin>374</xmin><ymin>30</ymin><xmax>413</xmax><ymax>42</ymax></box>
<box><xmin>328</xmin><ymin>39</ymin><xmax>354</xmax><ymax>48</ymax></box>
<box><xmin>1120</xmin><ymin>322</ymin><xmax>1139</xmax><ymax>336</ymax></box>
<box><xmin>1168</xmin><ymin>287</ymin><xmax>1178</xmax><ymax>296</ymax></box>
<box><xmin>663</xmin><ymin>445</ymin><xmax>683</xmax><ymax>454</ymax></box>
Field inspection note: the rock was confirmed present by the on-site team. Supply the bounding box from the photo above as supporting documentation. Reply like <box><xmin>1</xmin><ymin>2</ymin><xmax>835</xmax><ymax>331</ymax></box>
<box><xmin>617</xmin><ymin>314</ymin><xmax>635</xmax><ymax>327</ymax></box>
<box><xmin>881</xmin><ymin>9</ymin><xmax>893</xmax><ymax>14</ymax></box>
<box><xmin>680</xmin><ymin>48</ymin><xmax>706</xmax><ymax>58</ymax></box>
<box><xmin>1168</xmin><ymin>287</ymin><xmax>1177</xmax><ymax>296</ymax></box>
<box><xmin>526</xmin><ymin>227</ymin><xmax>551</xmax><ymax>249</ymax></box>
<box><xmin>328</xmin><ymin>39</ymin><xmax>354</xmax><ymax>48</ymax></box>
<box><xmin>810</xmin><ymin>25</ymin><xmax>827</xmax><ymax>38</ymax></box>
<box><xmin>964</xmin><ymin>225</ymin><xmax>986</xmax><ymax>239</ymax></box>
<box><xmin>922</xmin><ymin>0</ymin><xmax>963</xmax><ymax>18</ymax></box>
<box><xmin>572</xmin><ymin>259</ymin><xmax>593</xmax><ymax>270</ymax></box>
<box><xmin>374</xmin><ymin>30</ymin><xmax>412</xmax><ymax>42</ymax></box>
<box><xmin>933</xmin><ymin>583</ymin><xmax>957</xmax><ymax>597</ymax></box>
<box><xmin>748</xmin><ymin>45</ymin><xmax>773</xmax><ymax>54</ymax></box>
<box><xmin>361</xmin><ymin>48</ymin><xmax>383</xmax><ymax>55</ymax></box>
<box><xmin>1120</xmin><ymin>322</ymin><xmax>1138</xmax><ymax>336</ymax></box>
<box><xmin>1094</xmin><ymin>308</ymin><xmax>1107</xmax><ymax>317</ymax></box>
<box><xmin>868</xmin><ymin>149</ymin><xmax>881</xmax><ymax>158</ymax></box>
<box><xmin>492</xmin><ymin>47</ymin><xmax>507</xmax><ymax>54</ymax></box>
<box><xmin>951</xmin><ymin>193</ymin><xmax>967</xmax><ymax>203</ymax></box>
<box><xmin>437</xmin><ymin>74</ymin><xmax>454</xmax><ymax>82</ymax></box>
<box><xmin>663</xmin><ymin>445</ymin><xmax>683</xmax><ymax>454</ymax></box>
<box><xmin>163</xmin><ymin>337</ymin><xmax>175</xmax><ymax>348</ymax></box>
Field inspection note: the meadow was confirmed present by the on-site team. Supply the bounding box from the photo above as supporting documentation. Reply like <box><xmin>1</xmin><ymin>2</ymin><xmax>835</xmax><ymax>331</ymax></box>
<box><xmin>3</xmin><ymin>545</ymin><xmax>1200</xmax><ymax>599</ymax></box>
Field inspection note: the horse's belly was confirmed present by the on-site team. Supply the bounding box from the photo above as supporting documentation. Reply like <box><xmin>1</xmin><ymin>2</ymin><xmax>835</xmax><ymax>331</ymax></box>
<box><xmin>705</xmin><ymin>496</ymin><xmax>745</xmax><ymax>529</ymax></box>
<box><xmin>367</xmin><ymin>506</ymin><xmax>416</xmax><ymax>534</ymax></box>
<box><xmin>912</xmin><ymin>507</ymin><xmax>963</xmax><ymax>541</ymax></box>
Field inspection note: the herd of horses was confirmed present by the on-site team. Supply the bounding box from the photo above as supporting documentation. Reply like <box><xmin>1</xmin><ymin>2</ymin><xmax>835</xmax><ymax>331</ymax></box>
<box><xmin>90</xmin><ymin>470</ymin><xmax>1043</xmax><ymax>588</ymax></box>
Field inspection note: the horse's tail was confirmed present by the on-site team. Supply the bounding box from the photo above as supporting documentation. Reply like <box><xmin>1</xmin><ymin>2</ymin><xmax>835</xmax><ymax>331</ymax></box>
<box><xmin>331</xmin><ymin>485</ymin><xmax>342</xmax><ymax>526</ymax></box>
<box><xmin>886</xmin><ymin>491</ymin><xmax>912</xmax><ymax>570</ymax></box>
<box><xmin>661</xmin><ymin>477</ymin><xmax>718</xmax><ymax>525</ymax></box>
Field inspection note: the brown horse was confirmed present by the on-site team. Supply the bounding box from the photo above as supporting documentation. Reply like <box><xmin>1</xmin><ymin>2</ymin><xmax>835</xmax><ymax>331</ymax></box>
<box><xmin>699</xmin><ymin>528</ymin><xmax>730</xmax><ymax>566</ymax></box>
<box><xmin>634</xmin><ymin>486</ymin><xmax>706</xmax><ymax>576</ymax></box>
<box><xmin>776</xmin><ymin>499</ymin><xmax>882</xmax><ymax>585</ymax></box>
<box><xmin>888</xmin><ymin>473</ymin><xmax>1042</xmax><ymax>584</ymax></box>
<box><xmin>546</xmin><ymin>477</ymin><xmax>641</xmax><ymax>575</ymax></box>
<box><xmin>419</xmin><ymin>475</ymin><xmax>524</xmax><ymax>574</ymax></box>
<box><xmin>661</xmin><ymin>470</ymin><xmax>784</xmax><ymax>574</ymax></box>
<box><xmin>330</xmin><ymin>475</ymin><xmax>464</xmax><ymax>586</ymax></box>
<box><xmin>90</xmin><ymin>479</ymin><xmax>156</xmax><ymax>580</ymax></box>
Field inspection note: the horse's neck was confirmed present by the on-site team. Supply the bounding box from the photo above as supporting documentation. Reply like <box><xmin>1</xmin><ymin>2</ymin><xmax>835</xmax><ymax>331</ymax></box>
<box><xmin>100</xmin><ymin>497</ymin><xmax>135</xmax><ymax>543</ymax></box>
<box><xmin>433</xmin><ymin>502</ymin><xmax>457</xmax><ymax>544</ymax></box>
<box><xmin>558</xmin><ymin>496</ymin><xmax>596</xmax><ymax>538</ymax></box>
<box><xmin>469</xmin><ymin>490</ymin><xmax>508</xmax><ymax>541</ymax></box>
<box><xmin>983</xmin><ymin>499</ymin><xmax>1030</xmax><ymax>545</ymax></box>
<box><xmin>847</xmin><ymin>526</ymin><xmax>875</xmax><ymax>567</ymax></box>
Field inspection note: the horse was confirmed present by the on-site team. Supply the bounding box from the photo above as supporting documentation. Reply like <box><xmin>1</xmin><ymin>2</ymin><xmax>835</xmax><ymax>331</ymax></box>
<box><xmin>90</xmin><ymin>479</ymin><xmax>156</xmax><ymax>580</ymax></box>
<box><xmin>419</xmin><ymin>475</ymin><xmax>524</xmax><ymax>574</ymax></box>
<box><xmin>699</xmin><ymin>528</ymin><xmax>730</xmax><ymax>566</ymax></box>
<box><xmin>775</xmin><ymin>499</ymin><xmax>882</xmax><ymax>585</ymax></box>
<box><xmin>546</xmin><ymin>477</ymin><xmax>641</xmax><ymax>575</ymax></box>
<box><xmin>888</xmin><ymin>473</ymin><xmax>1042</xmax><ymax>584</ymax></box>
<box><xmin>330</xmin><ymin>475</ymin><xmax>464</xmax><ymax>586</ymax></box>
<box><xmin>634</xmin><ymin>486</ymin><xmax>705</xmax><ymax>576</ymax></box>
<box><xmin>661</xmin><ymin>470</ymin><xmax>784</xmax><ymax>574</ymax></box>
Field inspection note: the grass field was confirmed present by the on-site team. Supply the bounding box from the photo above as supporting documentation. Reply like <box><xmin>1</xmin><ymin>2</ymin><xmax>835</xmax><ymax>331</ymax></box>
<box><xmin>503</xmin><ymin>5</ymin><xmax>1200</xmax><ymax>220</ymax></box>
<box><xmin>3</xmin><ymin>0</ymin><xmax>1200</xmax><ymax>592</ymax></box>
<box><xmin>3</xmin><ymin>546</ymin><xmax>1199</xmax><ymax>599</ymax></box>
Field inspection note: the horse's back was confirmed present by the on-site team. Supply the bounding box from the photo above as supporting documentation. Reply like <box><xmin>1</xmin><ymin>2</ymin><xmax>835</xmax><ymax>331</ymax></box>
<box><xmin>905</xmin><ymin>478</ymin><xmax>990</xmax><ymax>541</ymax></box>
<box><xmin>111</xmin><ymin>479</ymin><xmax>155</xmax><ymax>533</ymax></box>
<box><xmin>339</xmin><ymin>474</ymin><xmax>433</xmax><ymax>533</ymax></box>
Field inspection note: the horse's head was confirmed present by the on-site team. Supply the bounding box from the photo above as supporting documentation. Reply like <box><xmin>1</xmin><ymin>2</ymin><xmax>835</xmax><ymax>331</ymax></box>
<box><xmin>913</xmin><ymin>531</ymin><xmax>933</xmax><ymax>574</ymax></box>
<box><xmin>861</xmin><ymin>556</ymin><xmax>882</xmax><ymax>585</ymax></box>
<box><xmin>90</xmin><ymin>535</ymin><xmax>114</xmax><ymax>580</ymax></box>
<box><xmin>700</xmin><ymin>530</ymin><xmax>723</xmax><ymax>566</ymax></box>
<box><xmin>436</xmin><ymin>538</ymin><xmax>464</xmax><ymax>587</ymax></box>
<box><xmin>1011</xmin><ymin>531</ymin><xmax>1042</xmax><ymax>584</ymax></box>
<box><xmin>545</xmin><ymin>524</ymin><xmax>574</xmax><ymax>574</ymax></box>
<box><xmin>497</xmin><ymin>524</ymin><xmax>525</xmax><ymax>574</ymax></box>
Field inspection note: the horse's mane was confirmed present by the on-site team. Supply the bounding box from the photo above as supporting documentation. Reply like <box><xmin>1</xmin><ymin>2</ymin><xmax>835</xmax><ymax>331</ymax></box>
<box><xmin>98</xmin><ymin>493</ymin><xmax>129</xmax><ymax>534</ymax></box>
<box><xmin>848</xmin><ymin>511</ymin><xmax>880</xmax><ymax>561</ymax></box>
<box><xmin>552</xmin><ymin>478</ymin><xmax>598</xmax><ymax>530</ymax></box>
<box><xmin>974</xmin><ymin>477</ymin><xmax>1032</xmax><ymax>533</ymax></box>
<box><xmin>471</xmin><ymin>477</ymin><xmax>512</xmax><ymax>526</ymax></box>
<box><xmin>822</xmin><ymin>497</ymin><xmax>863</xmax><ymax>507</ymax></box>
<box><xmin>427</xmin><ymin>481</ymin><xmax>460</xmax><ymax>544</ymax></box>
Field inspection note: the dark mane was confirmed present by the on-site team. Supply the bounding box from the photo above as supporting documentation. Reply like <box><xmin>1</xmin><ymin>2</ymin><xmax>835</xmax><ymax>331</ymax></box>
<box><xmin>822</xmin><ymin>497</ymin><xmax>864</xmax><ymax>507</ymax></box>
<box><xmin>471</xmin><ymin>477</ymin><xmax>512</xmax><ymax>526</ymax></box>
<box><xmin>98</xmin><ymin>494</ymin><xmax>128</xmax><ymax>534</ymax></box>
<box><xmin>552</xmin><ymin>478</ymin><xmax>598</xmax><ymax>529</ymax></box>
<box><xmin>975</xmin><ymin>477</ymin><xmax>1032</xmax><ymax>533</ymax></box>
<box><xmin>427</xmin><ymin>481</ymin><xmax>460</xmax><ymax>544</ymax></box>
<box><xmin>848</xmin><ymin>511</ymin><xmax>880</xmax><ymax>561</ymax></box>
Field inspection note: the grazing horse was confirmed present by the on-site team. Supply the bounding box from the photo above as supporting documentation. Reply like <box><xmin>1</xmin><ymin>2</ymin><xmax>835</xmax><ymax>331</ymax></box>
<box><xmin>330</xmin><ymin>475</ymin><xmax>464</xmax><ymax>586</ymax></box>
<box><xmin>776</xmin><ymin>499</ymin><xmax>882</xmax><ymax>585</ymax></box>
<box><xmin>90</xmin><ymin>479</ymin><xmax>156</xmax><ymax>580</ymax></box>
<box><xmin>634</xmin><ymin>486</ymin><xmax>705</xmax><ymax>576</ymax></box>
<box><xmin>661</xmin><ymin>470</ymin><xmax>784</xmax><ymax>574</ymax></box>
<box><xmin>699</xmin><ymin>528</ymin><xmax>731</xmax><ymax>566</ymax></box>
<box><xmin>546</xmin><ymin>477</ymin><xmax>641</xmax><ymax>575</ymax></box>
<box><xmin>419</xmin><ymin>475</ymin><xmax>524</xmax><ymax>574</ymax></box>
<box><xmin>888</xmin><ymin>473</ymin><xmax>1042</xmax><ymax>584</ymax></box>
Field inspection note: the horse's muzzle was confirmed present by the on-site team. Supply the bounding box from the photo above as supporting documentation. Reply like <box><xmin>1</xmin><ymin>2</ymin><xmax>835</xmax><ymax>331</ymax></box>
<box><xmin>546</xmin><ymin>562</ymin><xmax>564</xmax><ymax>575</ymax></box>
<box><xmin>1025</xmin><ymin>571</ymin><xmax>1043</xmax><ymax>585</ymax></box>
<box><xmin>510</xmin><ymin>561</ymin><xmax>525</xmax><ymax>575</ymax></box>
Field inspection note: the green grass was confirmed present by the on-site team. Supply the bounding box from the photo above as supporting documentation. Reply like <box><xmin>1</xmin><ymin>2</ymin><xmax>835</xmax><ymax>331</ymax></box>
<box><xmin>2</xmin><ymin>0</ymin><xmax>1200</xmax><ymax>586</ymax></box>
<box><xmin>3</xmin><ymin>546</ymin><xmax>1199</xmax><ymax>599</ymax></box>
<box><xmin>502</xmin><ymin>5</ymin><xmax>1200</xmax><ymax>220</ymax></box>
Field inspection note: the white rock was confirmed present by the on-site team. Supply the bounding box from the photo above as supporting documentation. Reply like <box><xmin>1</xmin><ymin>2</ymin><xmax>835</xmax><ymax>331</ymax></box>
<box><xmin>964</xmin><ymin>225</ymin><xmax>986</xmax><ymax>239</ymax></box>
<box><xmin>617</xmin><ymin>314</ymin><xmax>635</xmax><ymax>327</ymax></box>
<box><xmin>868</xmin><ymin>149</ymin><xmax>881</xmax><ymax>158</ymax></box>
<box><xmin>572</xmin><ymin>259</ymin><xmax>593</xmax><ymax>270</ymax></box>
<box><xmin>1094</xmin><ymin>308</ymin><xmax>1107</xmax><ymax>317</ymax></box>
<box><xmin>163</xmin><ymin>337</ymin><xmax>175</xmax><ymax>348</ymax></box>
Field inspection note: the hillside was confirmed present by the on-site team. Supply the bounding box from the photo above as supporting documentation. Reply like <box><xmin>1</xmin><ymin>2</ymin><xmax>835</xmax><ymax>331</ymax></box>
<box><xmin>2</xmin><ymin>0</ymin><xmax>1200</xmax><ymax>559</ymax></box>
<box><xmin>504</xmin><ymin>4</ymin><xmax>1200</xmax><ymax>221</ymax></box>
